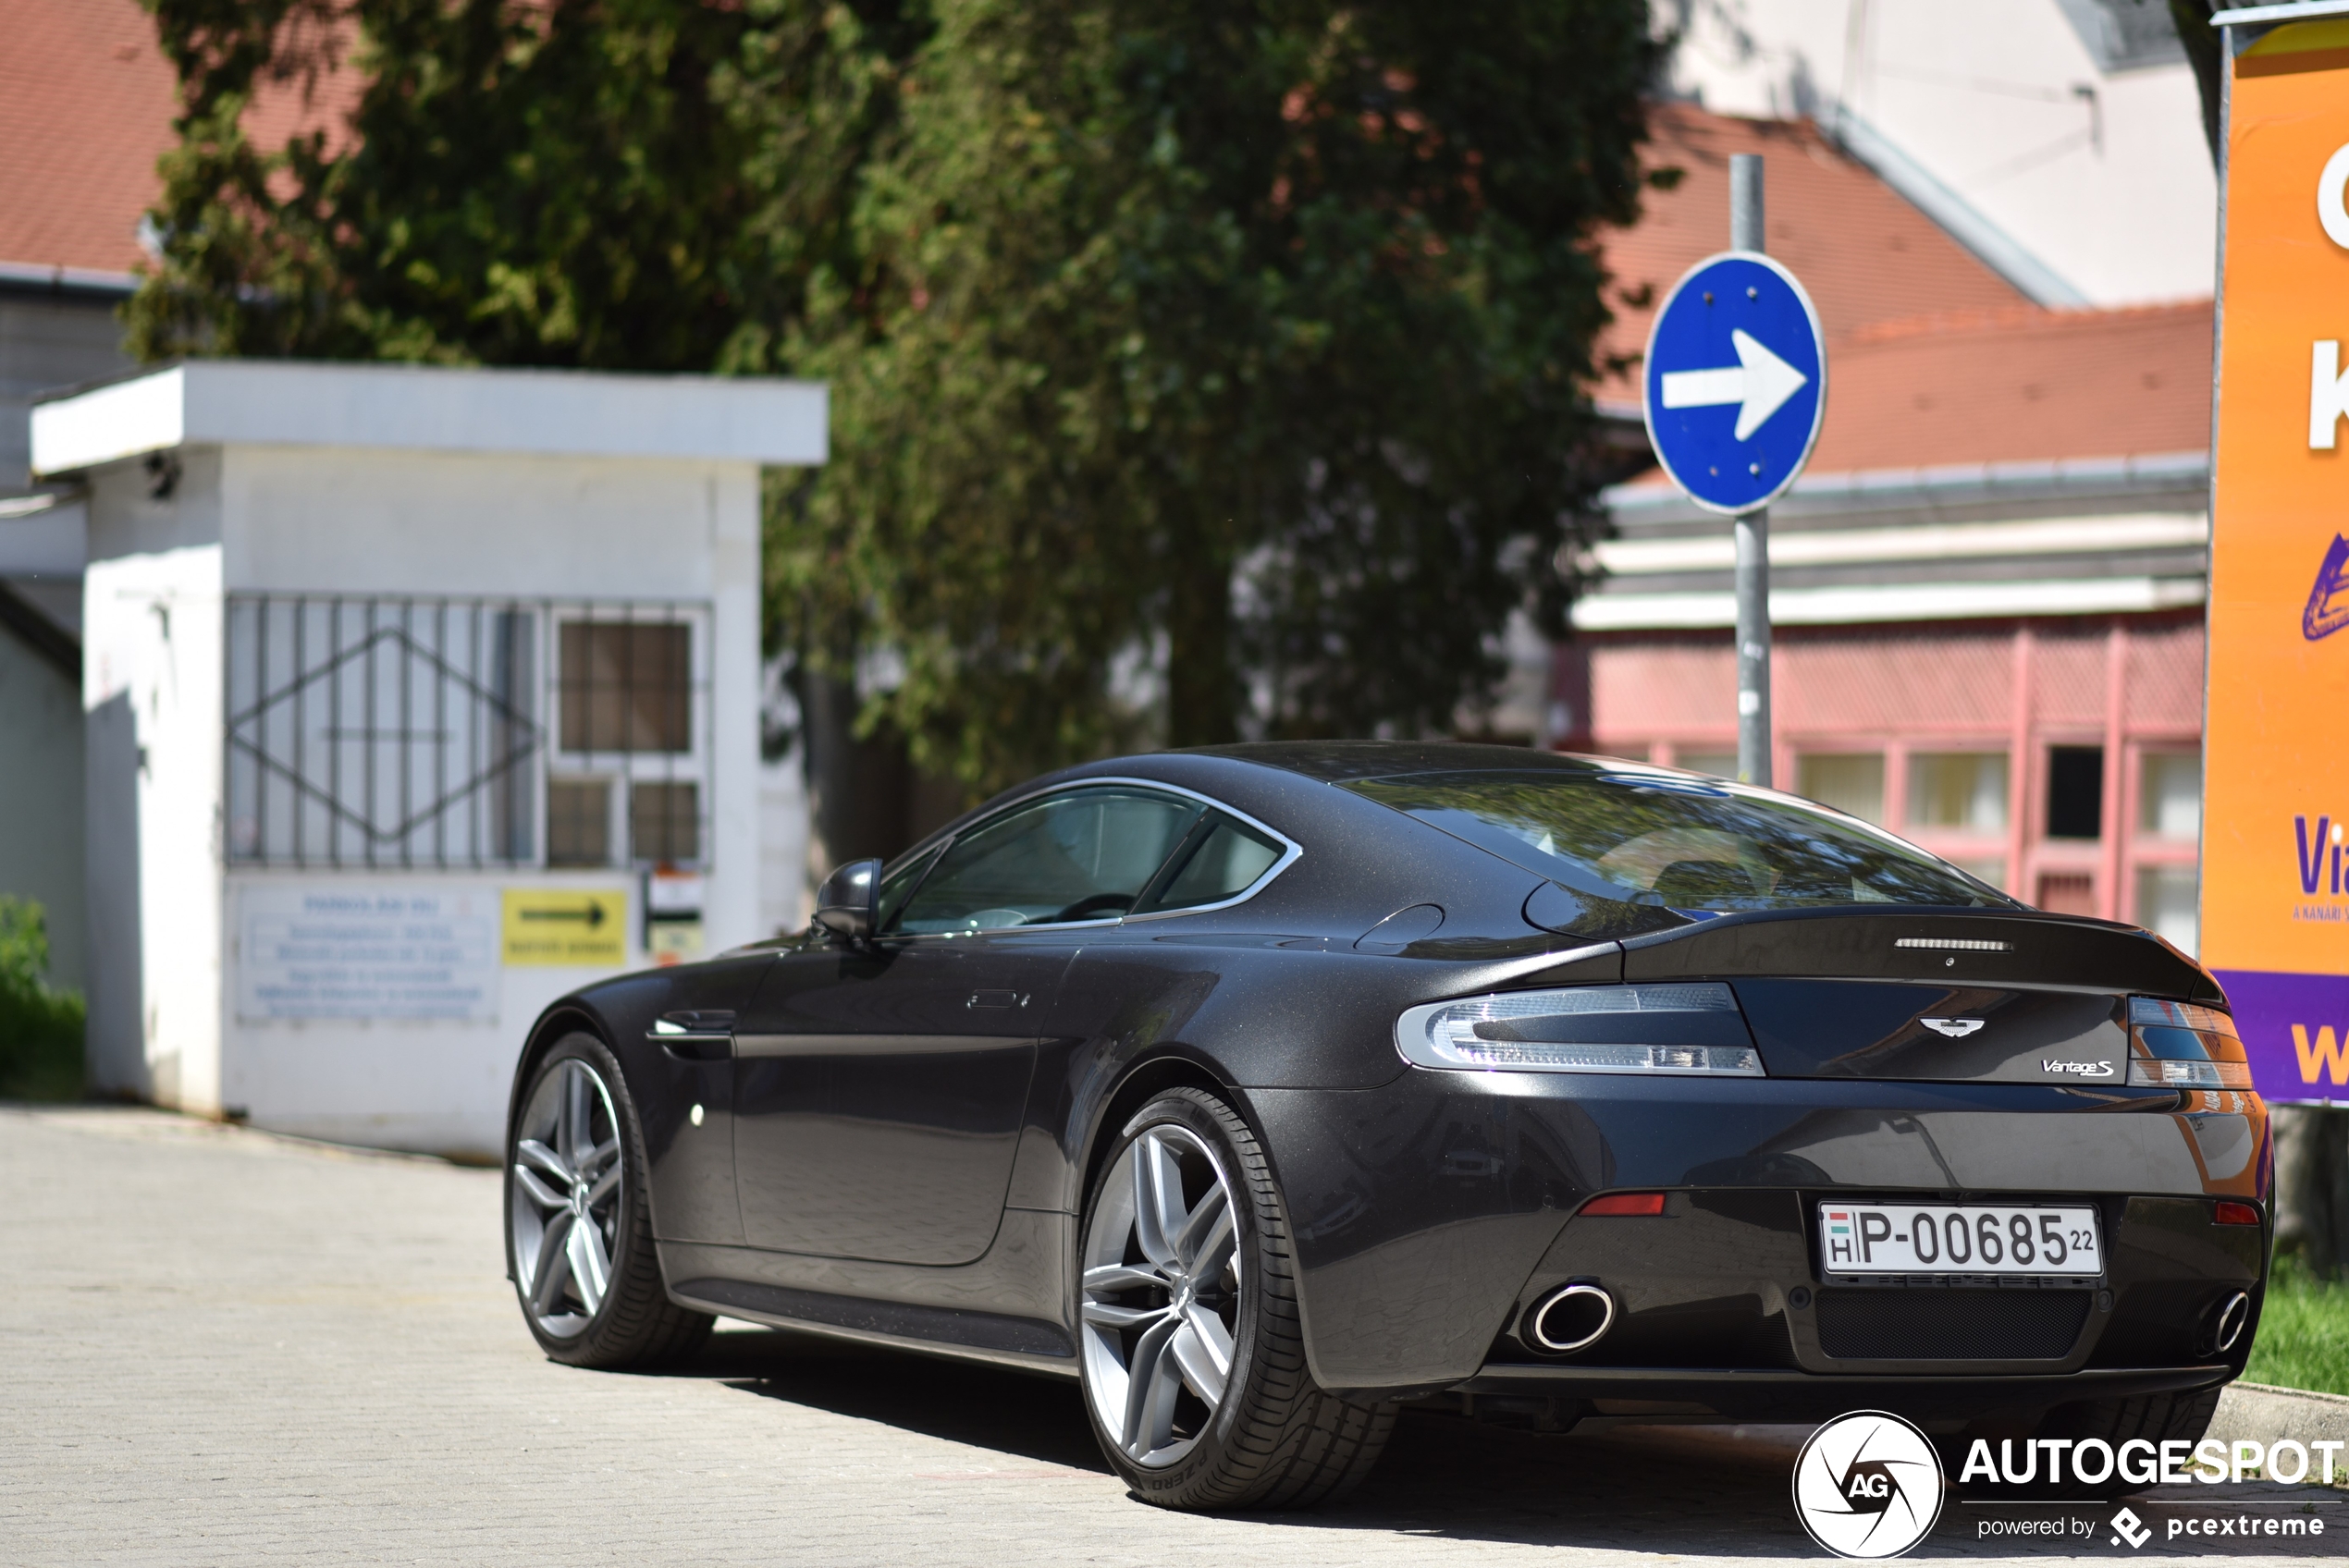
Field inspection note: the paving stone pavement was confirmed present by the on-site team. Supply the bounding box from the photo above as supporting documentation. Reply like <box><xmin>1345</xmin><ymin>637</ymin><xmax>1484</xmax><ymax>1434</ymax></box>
<box><xmin>2</xmin><ymin>1103</ymin><xmax>2341</xmax><ymax>1566</ymax></box>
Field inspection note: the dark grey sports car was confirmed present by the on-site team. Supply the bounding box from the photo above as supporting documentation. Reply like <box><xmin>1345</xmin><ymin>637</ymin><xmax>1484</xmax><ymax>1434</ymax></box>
<box><xmin>504</xmin><ymin>742</ymin><xmax>2269</xmax><ymax>1511</ymax></box>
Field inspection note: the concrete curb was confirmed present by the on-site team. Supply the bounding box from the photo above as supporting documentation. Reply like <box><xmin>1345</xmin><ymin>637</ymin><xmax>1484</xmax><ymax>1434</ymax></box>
<box><xmin>2211</xmin><ymin>1381</ymin><xmax>2349</xmax><ymax>1447</ymax></box>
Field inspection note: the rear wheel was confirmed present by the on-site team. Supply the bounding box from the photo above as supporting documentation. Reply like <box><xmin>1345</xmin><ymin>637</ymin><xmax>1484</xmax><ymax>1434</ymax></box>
<box><xmin>506</xmin><ymin>1032</ymin><xmax>711</xmax><ymax>1367</ymax></box>
<box><xmin>1077</xmin><ymin>1087</ymin><xmax>1393</xmax><ymax>1511</ymax></box>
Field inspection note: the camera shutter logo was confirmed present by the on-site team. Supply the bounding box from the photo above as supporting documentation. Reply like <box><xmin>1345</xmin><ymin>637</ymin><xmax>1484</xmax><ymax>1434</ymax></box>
<box><xmin>1792</xmin><ymin>1410</ymin><xmax>1945</xmax><ymax>1558</ymax></box>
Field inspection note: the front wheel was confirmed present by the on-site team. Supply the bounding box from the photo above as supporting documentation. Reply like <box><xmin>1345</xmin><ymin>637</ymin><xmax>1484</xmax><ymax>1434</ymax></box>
<box><xmin>506</xmin><ymin>1032</ymin><xmax>711</xmax><ymax>1367</ymax></box>
<box><xmin>1077</xmin><ymin>1087</ymin><xmax>1392</xmax><ymax>1510</ymax></box>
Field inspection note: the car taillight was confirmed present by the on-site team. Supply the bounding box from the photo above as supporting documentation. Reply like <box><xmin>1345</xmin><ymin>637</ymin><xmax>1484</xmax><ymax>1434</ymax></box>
<box><xmin>2126</xmin><ymin>998</ymin><xmax>2256</xmax><ymax>1090</ymax></box>
<box><xmin>1395</xmin><ymin>985</ymin><xmax>1765</xmax><ymax>1076</ymax></box>
<box><xmin>2215</xmin><ymin>1201</ymin><xmax>2261</xmax><ymax>1226</ymax></box>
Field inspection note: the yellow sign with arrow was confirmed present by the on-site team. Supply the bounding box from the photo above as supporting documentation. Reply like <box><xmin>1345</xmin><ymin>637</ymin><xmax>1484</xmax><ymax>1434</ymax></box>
<box><xmin>501</xmin><ymin>888</ymin><xmax>628</xmax><ymax>967</ymax></box>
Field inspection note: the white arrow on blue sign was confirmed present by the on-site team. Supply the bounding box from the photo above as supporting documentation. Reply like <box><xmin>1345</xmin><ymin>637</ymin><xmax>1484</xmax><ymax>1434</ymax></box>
<box><xmin>1641</xmin><ymin>251</ymin><xmax>1827</xmax><ymax>514</ymax></box>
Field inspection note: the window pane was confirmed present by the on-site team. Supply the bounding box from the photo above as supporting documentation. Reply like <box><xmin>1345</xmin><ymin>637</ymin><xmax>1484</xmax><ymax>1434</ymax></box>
<box><xmin>1138</xmin><ymin>816</ymin><xmax>1284</xmax><ymax>913</ymax></box>
<box><xmin>547</xmin><ymin>778</ymin><xmax>610</xmax><ymax>867</ymax></box>
<box><xmin>875</xmin><ymin>843</ymin><xmax>946</xmax><ymax>933</ymax></box>
<box><xmin>1343</xmin><ymin>767</ymin><xmax>2007</xmax><ymax>924</ymax></box>
<box><xmin>1908</xmin><ymin>753</ymin><xmax>2009</xmax><ymax>831</ymax></box>
<box><xmin>2137</xmin><ymin>864</ymin><xmax>2199</xmax><ymax>954</ymax></box>
<box><xmin>1675</xmin><ymin>752</ymin><xmax>1738</xmax><ymax>779</ymax></box>
<box><xmin>2139</xmin><ymin>753</ymin><xmax>2201</xmax><ymax>839</ymax></box>
<box><xmin>894</xmin><ymin>788</ymin><xmax>1201</xmax><ymax>934</ymax></box>
<box><xmin>2047</xmin><ymin>746</ymin><xmax>2104</xmax><ymax>839</ymax></box>
<box><xmin>1949</xmin><ymin>856</ymin><xmax>2007</xmax><ymax>893</ymax></box>
<box><xmin>2036</xmin><ymin>871</ymin><xmax>2096</xmax><ymax>914</ymax></box>
<box><xmin>630</xmin><ymin>780</ymin><xmax>700</xmax><ymax>864</ymax></box>
<box><xmin>560</xmin><ymin>622</ymin><xmax>690</xmax><ymax>753</ymax></box>
<box><xmin>1796</xmin><ymin>753</ymin><xmax>1886</xmax><ymax>825</ymax></box>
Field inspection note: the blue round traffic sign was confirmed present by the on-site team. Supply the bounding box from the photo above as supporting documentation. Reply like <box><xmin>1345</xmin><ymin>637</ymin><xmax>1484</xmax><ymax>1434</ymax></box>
<box><xmin>1642</xmin><ymin>251</ymin><xmax>1826</xmax><ymax>514</ymax></box>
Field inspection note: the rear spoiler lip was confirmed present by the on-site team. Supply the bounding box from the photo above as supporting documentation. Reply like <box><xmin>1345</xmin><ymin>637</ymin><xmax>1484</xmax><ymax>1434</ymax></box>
<box><xmin>1615</xmin><ymin>905</ymin><xmax>2224</xmax><ymax>1007</ymax></box>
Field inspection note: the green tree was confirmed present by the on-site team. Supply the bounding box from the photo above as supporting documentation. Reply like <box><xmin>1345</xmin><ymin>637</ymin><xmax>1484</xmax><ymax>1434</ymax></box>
<box><xmin>782</xmin><ymin>0</ymin><xmax>1658</xmax><ymax>790</ymax></box>
<box><xmin>132</xmin><ymin>0</ymin><xmax>1658</xmax><ymax>809</ymax></box>
<box><xmin>129</xmin><ymin>0</ymin><xmax>922</xmax><ymax>366</ymax></box>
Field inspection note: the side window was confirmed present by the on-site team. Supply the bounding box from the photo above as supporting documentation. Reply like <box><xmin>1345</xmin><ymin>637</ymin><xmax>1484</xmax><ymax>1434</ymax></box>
<box><xmin>892</xmin><ymin>788</ymin><xmax>1202</xmax><ymax>934</ymax></box>
<box><xmin>1136</xmin><ymin>814</ymin><xmax>1285</xmax><ymax>914</ymax></box>
<box><xmin>873</xmin><ymin>842</ymin><xmax>947</xmax><ymax>933</ymax></box>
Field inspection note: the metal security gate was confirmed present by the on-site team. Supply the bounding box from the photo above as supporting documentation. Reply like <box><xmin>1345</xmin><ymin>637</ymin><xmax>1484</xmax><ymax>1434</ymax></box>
<box><xmin>226</xmin><ymin>595</ymin><xmax>709</xmax><ymax>870</ymax></box>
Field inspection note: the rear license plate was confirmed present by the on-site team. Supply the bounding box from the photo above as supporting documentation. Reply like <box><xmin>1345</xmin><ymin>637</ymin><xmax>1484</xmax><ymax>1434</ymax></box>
<box><xmin>1817</xmin><ymin>1203</ymin><xmax>2102</xmax><ymax>1276</ymax></box>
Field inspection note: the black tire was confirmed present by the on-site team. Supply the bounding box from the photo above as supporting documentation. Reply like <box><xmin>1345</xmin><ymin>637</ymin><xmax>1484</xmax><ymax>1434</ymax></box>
<box><xmin>505</xmin><ymin>1031</ymin><xmax>711</xmax><ymax>1368</ymax></box>
<box><xmin>1076</xmin><ymin>1086</ymin><xmax>1393</xmax><ymax>1511</ymax></box>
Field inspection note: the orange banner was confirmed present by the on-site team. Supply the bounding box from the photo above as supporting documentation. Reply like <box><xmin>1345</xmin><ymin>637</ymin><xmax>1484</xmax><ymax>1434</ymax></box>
<box><xmin>2205</xmin><ymin>18</ymin><xmax>2349</xmax><ymax>1102</ymax></box>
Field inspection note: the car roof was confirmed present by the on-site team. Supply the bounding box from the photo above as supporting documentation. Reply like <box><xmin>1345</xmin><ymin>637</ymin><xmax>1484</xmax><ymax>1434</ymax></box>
<box><xmin>1175</xmin><ymin>741</ymin><xmax>1621</xmax><ymax>782</ymax></box>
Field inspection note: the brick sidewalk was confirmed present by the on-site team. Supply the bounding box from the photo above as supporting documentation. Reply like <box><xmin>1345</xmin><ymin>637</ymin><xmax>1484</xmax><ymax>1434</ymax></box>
<box><xmin>0</xmin><ymin>1104</ymin><xmax>2330</xmax><ymax>1565</ymax></box>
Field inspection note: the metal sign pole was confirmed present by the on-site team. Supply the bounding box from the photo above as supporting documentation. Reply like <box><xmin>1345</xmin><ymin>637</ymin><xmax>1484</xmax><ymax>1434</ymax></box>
<box><xmin>1729</xmin><ymin>153</ymin><xmax>1772</xmax><ymax>788</ymax></box>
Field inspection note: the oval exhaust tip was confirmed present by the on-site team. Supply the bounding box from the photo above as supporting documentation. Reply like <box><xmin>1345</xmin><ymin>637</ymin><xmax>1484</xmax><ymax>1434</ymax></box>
<box><xmin>2213</xmin><ymin>1290</ymin><xmax>2252</xmax><ymax>1354</ymax></box>
<box><xmin>1528</xmin><ymin>1282</ymin><xmax>1616</xmax><ymax>1354</ymax></box>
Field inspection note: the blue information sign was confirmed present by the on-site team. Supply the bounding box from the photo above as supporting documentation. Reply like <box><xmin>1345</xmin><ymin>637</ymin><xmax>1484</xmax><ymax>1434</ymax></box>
<box><xmin>1641</xmin><ymin>251</ymin><xmax>1826</xmax><ymax>515</ymax></box>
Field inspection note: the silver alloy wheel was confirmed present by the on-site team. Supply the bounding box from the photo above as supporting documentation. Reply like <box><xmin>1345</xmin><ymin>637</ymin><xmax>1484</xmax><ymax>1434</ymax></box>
<box><xmin>1080</xmin><ymin>1123</ymin><xmax>1242</xmax><ymax>1468</ymax></box>
<box><xmin>510</xmin><ymin>1058</ymin><xmax>624</xmax><ymax>1339</ymax></box>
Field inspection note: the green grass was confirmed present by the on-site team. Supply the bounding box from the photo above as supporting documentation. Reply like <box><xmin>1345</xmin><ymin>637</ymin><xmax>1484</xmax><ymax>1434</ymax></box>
<box><xmin>2244</xmin><ymin>1255</ymin><xmax>2349</xmax><ymax>1397</ymax></box>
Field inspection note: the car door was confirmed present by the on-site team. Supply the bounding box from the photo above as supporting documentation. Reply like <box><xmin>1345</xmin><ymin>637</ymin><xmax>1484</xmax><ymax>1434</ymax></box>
<box><xmin>732</xmin><ymin>783</ymin><xmax>1204</xmax><ymax>1265</ymax></box>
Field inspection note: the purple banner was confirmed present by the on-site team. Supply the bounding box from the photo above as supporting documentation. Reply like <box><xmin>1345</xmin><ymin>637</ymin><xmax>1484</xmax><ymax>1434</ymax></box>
<box><xmin>2209</xmin><ymin>968</ymin><xmax>2349</xmax><ymax>1105</ymax></box>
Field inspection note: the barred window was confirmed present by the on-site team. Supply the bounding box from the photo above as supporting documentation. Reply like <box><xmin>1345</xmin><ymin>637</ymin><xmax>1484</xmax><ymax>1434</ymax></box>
<box><xmin>228</xmin><ymin>598</ymin><xmax>538</xmax><ymax>866</ymax></box>
<box><xmin>547</xmin><ymin>778</ymin><xmax>613</xmax><ymax>868</ymax></box>
<box><xmin>630</xmin><ymin>781</ymin><xmax>700</xmax><ymax>864</ymax></box>
<box><xmin>560</xmin><ymin>622</ymin><xmax>691</xmax><ymax>753</ymax></box>
<box><xmin>228</xmin><ymin>595</ymin><xmax>709</xmax><ymax>870</ymax></box>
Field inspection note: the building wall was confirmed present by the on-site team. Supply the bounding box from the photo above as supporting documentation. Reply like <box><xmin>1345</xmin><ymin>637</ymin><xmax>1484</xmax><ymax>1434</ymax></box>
<box><xmin>1664</xmin><ymin>0</ymin><xmax>2216</xmax><ymax>306</ymax></box>
<box><xmin>1582</xmin><ymin>611</ymin><xmax>2205</xmax><ymax>947</ymax></box>
<box><xmin>82</xmin><ymin>447</ymin><xmax>227</xmax><ymax>1108</ymax></box>
<box><xmin>0</xmin><ymin>288</ymin><xmax>129</xmax><ymax>494</ymax></box>
<box><xmin>0</xmin><ymin>607</ymin><xmax>83</xmax><ymax>987</ymax></box>
<box><xmin>79</xmin><ymin>437</ymin><xmax>769</xmax><ymax>1154</ymax></box>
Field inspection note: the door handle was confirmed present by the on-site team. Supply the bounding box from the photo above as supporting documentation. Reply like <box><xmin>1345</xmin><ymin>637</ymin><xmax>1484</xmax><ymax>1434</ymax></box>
<box><xmin>966</xmin><ymin>990</ymin><xmax>1027</xmax><ymax>1010</ymax></box>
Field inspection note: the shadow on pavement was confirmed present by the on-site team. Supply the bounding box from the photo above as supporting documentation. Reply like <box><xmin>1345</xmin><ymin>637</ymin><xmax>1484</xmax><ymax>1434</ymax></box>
<box><xmin>658</xmin><ymin>1329</ymin><xmax>2349</xmax><ymax>1555</ymax></box>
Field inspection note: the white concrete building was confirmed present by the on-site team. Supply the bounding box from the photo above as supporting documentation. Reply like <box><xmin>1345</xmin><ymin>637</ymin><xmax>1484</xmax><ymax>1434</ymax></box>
<box><xmin>1664</xmin><ymin>0</ymin><xmax>2217</xmax><ymax>306</ymax></box>
<box><xmin>31</xmin><ymin>360</ymin><xmax>824</xmax><ymax>1156</ymax></box>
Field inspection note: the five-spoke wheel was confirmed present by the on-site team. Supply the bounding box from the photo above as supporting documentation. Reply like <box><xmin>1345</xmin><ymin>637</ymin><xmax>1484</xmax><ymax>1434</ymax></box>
<box><xmin>504</xmin><ymin>1034</ymin><xmax>711</xmax><ymax>1366</ymax></box>
<box><xmin>1081</xmin><ymin>1122</ymin><xmax>1241</xmax><ymax>1466</ymax></box>
<box><xmin>1077</xmin><ymin>1088</ymin><xmax>1393</xmax><ymax>1510</ymax></box>
<box><xmin>510</xmin><ymin>1056</ymin><xmax>624</xmax><ymax>1337</ymax></box>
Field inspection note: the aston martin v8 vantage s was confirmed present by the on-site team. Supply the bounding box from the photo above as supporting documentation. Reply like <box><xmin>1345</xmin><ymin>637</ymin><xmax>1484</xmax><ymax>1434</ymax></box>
<box><xmin>504</xmin><ymin>742</ymin><xmax>2269</xmax><ymax>1512</ymax></box>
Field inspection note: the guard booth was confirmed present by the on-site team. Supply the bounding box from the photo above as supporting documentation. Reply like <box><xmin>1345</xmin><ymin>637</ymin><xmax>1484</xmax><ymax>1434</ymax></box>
<box><xmin>30</xmin><ymin>360</ymin><xmax>825</xmax><ymax>1157</ymax></box>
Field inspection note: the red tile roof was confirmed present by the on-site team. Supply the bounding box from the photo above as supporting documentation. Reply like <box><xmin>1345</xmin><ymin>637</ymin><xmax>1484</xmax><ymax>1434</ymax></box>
<box><xmin>0</xmin><ymin>0</ymin><xmax>355</xmax><ymax>279</ymax></box>
<box><xmin>1594</xmin><ymin>104</ymin><xmax>2036</xmax><ymax>409</ymax></box>
<box><xmin>1803</xmin><ymin>300</ymin><xmax>2213</xmax><ymax>472</ymax></box>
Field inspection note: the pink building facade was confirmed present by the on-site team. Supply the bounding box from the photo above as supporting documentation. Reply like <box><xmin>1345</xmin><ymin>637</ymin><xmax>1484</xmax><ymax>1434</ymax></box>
<box><xmin>1567</xmin><ymin>612</ymin><xmax>2203</xmax><ymax>938</ymax></box>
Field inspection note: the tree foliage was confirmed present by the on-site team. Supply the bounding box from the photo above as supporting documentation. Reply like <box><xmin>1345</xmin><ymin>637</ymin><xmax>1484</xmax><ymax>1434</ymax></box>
<box><xmin>129</xmin><ymin>0</ymin><xmax>920</xmax><ymax>365</ymax></box>
<box><xmin>133</xmin><ymin>0</ymin><xmax>1659</xmax><ymax>799</ymax></box>
<box><xmin>784</xmin><ymin>0</ymin><xmax>1658</xmax><ymax>790</ymax></box>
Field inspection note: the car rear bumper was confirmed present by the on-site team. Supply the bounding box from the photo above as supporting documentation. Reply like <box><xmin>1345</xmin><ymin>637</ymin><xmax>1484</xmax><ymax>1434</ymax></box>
<box><xmin>1245</xmin><ymin>1069</ymin><xmax>2269</xmax><ymax>1409</ymax></box>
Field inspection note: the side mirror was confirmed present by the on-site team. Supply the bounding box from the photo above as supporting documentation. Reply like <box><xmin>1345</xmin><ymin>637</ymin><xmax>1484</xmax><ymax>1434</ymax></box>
<box><xmin>812</xmin><ymin>858</ymin><xmax>884</xmax><ymax>940</ymax></box>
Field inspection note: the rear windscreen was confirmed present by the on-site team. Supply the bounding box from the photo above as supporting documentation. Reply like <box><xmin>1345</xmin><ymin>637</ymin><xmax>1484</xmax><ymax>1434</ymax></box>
<box><xmin>1342</xmin><ymin>769</ymin><xmax>2011</xmax><ymax>914</ymax></box>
